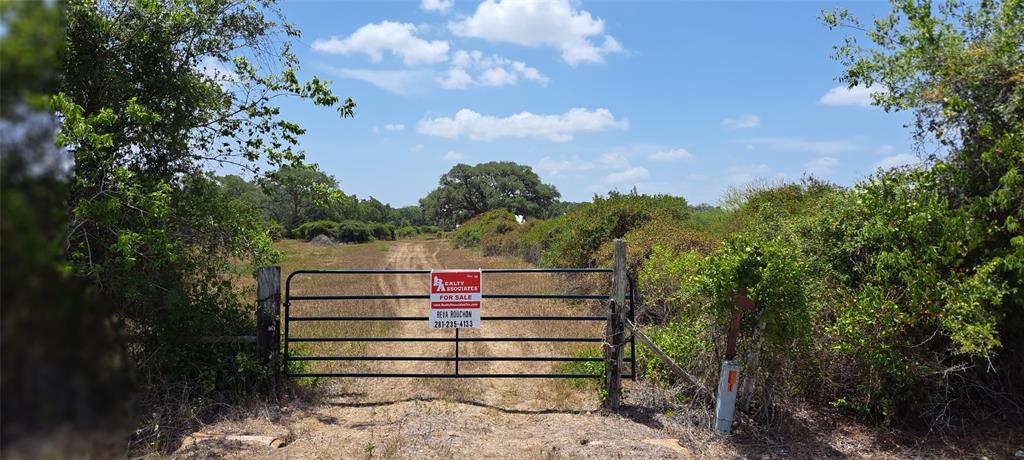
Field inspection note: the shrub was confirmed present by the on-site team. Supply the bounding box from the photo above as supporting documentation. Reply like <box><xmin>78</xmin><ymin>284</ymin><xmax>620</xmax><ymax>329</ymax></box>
<box><xmin>596</xmin><ymin>216</ymin><xmax>718</xmax><ymax>273</ymax></box>
<box><xmin>396</xmin><ymin>225</ymin><xmax>419</xmax><ymax>239</ymax></box>
<box><xmin>539</xmin><ymin>192</ymin><xmax>691</xmax><ymax>267</ymax></box>
<box><xmin>451</xmin><ymin>209</ymin><xmax>518</xmax><ymax>248</ymax></box>
<box><xmin>560</xmin><ymin>346</ymin><xmax>605</xmax><ymax>390</ymax></box>
<box><xmin>637</xmin><ymin>245</ymin><xmax>704</xmax><ymax>323</ymax></box>
<box><xmin>369</xmin><ymin>222</ymin><xmax>395</xmax><ymax>241</ymax></box>
<box><xmin>417</xmin><ymin>225</ymin><xmax>443</xmax><ymax>238</ymax></box>
<box><xmin>810</xmin><ymin>167</ymin><xmax>1021</xmax><ymax>421</ymax></box>
<box><xmin>265</xmin><ymin>221</ymin><xmax>286</xmax><ymax>241</ymax></box>
<box><xmin>639</xmin><ymin>318</ymin><xmax>712</xmax><ymax>385</ymax></box>
<box><xmin>293</xmin><ymin>220</ymin><xmax>339</xmax><ymax>240</ymax></box>
<box><xmin>335</xmin><ymin>220</ymin><xmax>372</xmax><ymax>243</ymax></box>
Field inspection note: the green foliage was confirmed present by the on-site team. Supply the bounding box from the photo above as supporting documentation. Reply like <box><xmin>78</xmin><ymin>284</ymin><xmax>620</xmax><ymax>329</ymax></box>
<box><xmin>397</xmin><ymin>225</ymin><xmax>419</xmax><ymax>239</ymax></box>
<box><xmin>369</xmin><ymin>222</ymin><xmax>396</xmax><ymax>241</ymax></box>
<box><xmin>259</xmin><ymin>165</ymin><xmax>355</xmax><ymax>231</ymax></box>
<box><xmin>560</xmin><ymin>347</ymin><xmax>605</xmax><ymax>389</ymax></box>
<box><xmin>816</xmin><ymin>0</ymin><xmax>1024</xmax><ymax>421</ymax></box>
<box><xmin>49</xmin><ymin>0</ymin><xmax>353</xmax><ymax>417</ymax></box>
<box><xmin>0</xmin><ymin>0</ymin><xmax>63</xmax><ymax>114</ymax></box>
<box><xmin>266</xmin><ymin>221</ymin><xmax>286</xmax><ymax>241</ymax></box>
<box><xmin>420</xmin><ymin>161</ymin><xmax>560</xmax><ymax>228</ymax></box>
<box><xmin>418</xmin><ymin>225</ymin><xmax>444</xmax><ymax>236</ymax></box>
<box><xmin>293</xmin><ymin>220</ymin><xmax>340</xmax><ymax>240</ymax></box>
<box><xmin>537</xmin><ymin>192</ymin><xmax>692</xmax><ymax>267</ymax></box>
<box><xmin>336</xmin><ymin>220</ymin><xmax>373</xmax><ymax>243</ymax></box>
<box><xmin>451</xmin><ymin>209</ymin><xmax>519</xmax><ymax>248</ymax></box>
<box><xmin>638</xmin><ymin>246</ymin><xmax>705</xmax><ymax>323</ymax></box>
<box><xmin>638</xmin><ymin>319</ymin><xmax>710</xmax><ymax>385</ymax></box>
<box><xmin>696</xmin><ymin>234</ymin><xmax>811</xmax><ymax>356</ymax></box>
<box><xmin>813</xmin><ymin>166</ymin><xmax>1018</xmax><ymax>418</ymax></box>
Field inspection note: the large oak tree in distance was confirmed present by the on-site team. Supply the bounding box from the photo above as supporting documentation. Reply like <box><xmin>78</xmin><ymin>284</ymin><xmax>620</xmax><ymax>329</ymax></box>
<box><xmin>420</xmin><ymin>161</ymin><xmax>561</xmax><ymax>228</ymax></box>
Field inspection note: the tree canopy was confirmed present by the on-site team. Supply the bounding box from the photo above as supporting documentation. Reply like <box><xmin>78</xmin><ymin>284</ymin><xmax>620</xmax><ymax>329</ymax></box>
<box><xmin>419</xmin><ymin>161</ymin><xmax>561</xmax><ymax>227</ymax></box>
<box><xmin>50</xmin><ymin>0</ymin><xmax>356</xmax><ymax>404</ymax></box>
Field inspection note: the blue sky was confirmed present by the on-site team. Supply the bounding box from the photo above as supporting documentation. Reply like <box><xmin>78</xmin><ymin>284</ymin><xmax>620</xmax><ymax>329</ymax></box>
<box><xmin>264</xmin><ymin>0</ymin><xmax>917</xmax><ymax>207</ymax></box>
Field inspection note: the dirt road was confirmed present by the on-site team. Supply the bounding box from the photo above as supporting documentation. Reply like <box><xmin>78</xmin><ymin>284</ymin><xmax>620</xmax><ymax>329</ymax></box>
<box><xmin>183</xmin><ymin>240</ymin><xmax>689</xmax><ymax>459</ymax></box>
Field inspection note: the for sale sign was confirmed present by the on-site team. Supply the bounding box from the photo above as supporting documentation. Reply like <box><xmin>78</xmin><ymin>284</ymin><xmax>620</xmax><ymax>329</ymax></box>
<box><xmin>429</xmin><ymin>269</ymin><xmax>481</xmax><ymax>329</ymax></box>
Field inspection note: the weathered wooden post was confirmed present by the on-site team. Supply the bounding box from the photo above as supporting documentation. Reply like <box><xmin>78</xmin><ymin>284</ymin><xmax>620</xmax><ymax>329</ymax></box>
<box><xmin>256</xmin><ymin>266</ymin><xmax>281</xmax><ymax>393</ymax></box>
<box><xmin>715</xmin><ymin>292</ymin><xmax>755</xmax><ymax>434</ymax></box>
<box><xmin>604</xmin><ymin>239</ymin><xmax>627</xmax><ymax>411</ymax></box>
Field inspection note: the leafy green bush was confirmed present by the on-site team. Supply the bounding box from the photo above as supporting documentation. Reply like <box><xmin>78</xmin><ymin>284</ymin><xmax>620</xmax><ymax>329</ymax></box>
<box><xmin>809</xmin><ymin>167</ymin><xmax>1020</xmax><ymax>420</ymax></box>
<box><xmin>638</xmin><ymin>318</ymin><xmax>711</xmax><ymax>385</ymax></box>
<box><xmin>266</xmin><ymin>221</ymin><xmax>286</xmax><ymax>241</ymax></box>
<box><xmin>369</xmin><ymin>222</ymin><xmax>396</xmax><ymax>241</ymax></box>
<box><xmin>397</xmin><ymin>225</ymin><xmax>419</xmax><ymax>239</ymax></box>
<box><xmin>696</xmin><ymin>234</ymin><xmax>812</xmax><ymax>361</ymax></box>
<box><xmin>560</xmin><ymin>346</ymin><xmax>604</xmax><ymax>389</ymax></box>
<box><xmin>336</xmin><ymin>220</ymin><xmax>372</xmax><ymax>243</ymax></box>
<box><xmin>293</xmin><ymin>220</ymin><xmax>339</xmax><ymax>240</ymax></box>
<box><xmin>637</xmin><ymin>246</ymin><xmax>704</xmax><ymax>323</ymax></box>
<box><xmin>537</xmin><ymin>192</ymin><xmax>691</xmax><ymax>267</ymax></box>
<box><xmin>451</xmin><ymin>209</ymin><xmax>519</xmax><ymax>248</ymax></box>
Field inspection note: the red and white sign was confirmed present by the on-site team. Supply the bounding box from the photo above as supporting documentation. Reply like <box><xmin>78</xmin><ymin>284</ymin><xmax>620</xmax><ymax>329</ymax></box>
<box><xmin>429</xmin><ymin>269</ymin><xmax>481</xmax><ymax>329</ymax></box>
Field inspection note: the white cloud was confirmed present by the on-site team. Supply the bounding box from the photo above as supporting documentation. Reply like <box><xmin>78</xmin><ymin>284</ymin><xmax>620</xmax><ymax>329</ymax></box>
<box><xmin>449</xmin><ymin>0</ymin><xmax>622</xmax><ymax>65</ymax></box>
<box><xmin>648</xmin><ymin>148</ymin><xmax>694</xmax><ymax>162</ymax></box>
<box><xmin>442</xmin><ymin>151</ymin><xmax>466</xmax><ymax>161</ymax></box>
<box><xmin>875</xmin><ymin>144</ymin><xmax>894</xmax><ymax>154</ymax></box>
<box><xmin>442</xmin><ymin>50</ymin><xmax>549</xmax><ymax>89</ymax></box>
<box><xmin>877</xmin><ymin>153</ymin><xmax>919</xmax><ymax>169</ymax></box>
<box><xmin>537</xmin><ymin>156</ymin><xmax>595</xmax><ymax>176</ymax></box>
<box><xmin>335</xmin><ymin>68</ymin><xmax>433</xmax><ymax>94</ymax></box>
<box><xmin>438</xmin><ymin>67</ymin><xmax>474</xmax><ymax>90</ymax></box>
<box><xmin>805</xmin><ymin>156</ymin><xmax>839</xmax><ymax>176</ymax></box>
<box><xmin>479</xmin><ymin>67</ymin><xmax>517</xmax><ymax>86</ymax></box>
<box><xmin>409</xmin><ymin>144</ymin><xmax>425</xmax><ymax>152</ymax></box>
<box><xmin>819</xmin><ymin>84</ymin><xmax>886</xmax><ymax>107</ymax></box>
<box><xmin>384</xmin><ymin>123</ymin><xmax>405</xmax><ymax>131</ymax></box>
<box><xmin>421</xmin><ymin>0</ymin><xmax>454</xmax><ymax>12</ymax></box>
<box><xmin>511</xmin><ymin>61</ymin><xmax>549</xmax><ymax>85</ymax></box>
<box><xmin>739</xmin><ymin>137</ymin><xmax>856</xmax><ymax>155</ymax></box>
<box><xmin>417</xmin><ymin>107</ymin><xmax>627</xmax><ymax>142</ymax></box>
<box><xmin>721</xmin><ymin>114</ymin><xmax>761</xmax><ymax>129</ymax></box>
<box><xmin>607</xmin><ymin>167</ymin><xmax>649</xmax><ymax>183</ymax></box>
<box><xmin>313</xmin><ymin>21</ymin><xmax>449</xmax><ymax>65</ymax></box>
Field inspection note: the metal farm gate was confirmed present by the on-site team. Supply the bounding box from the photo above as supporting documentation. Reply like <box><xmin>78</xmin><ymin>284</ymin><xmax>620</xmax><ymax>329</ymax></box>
<box><xmin>282</xmin><ymin>267</ymin><xmax>636</xmax><ymax>381</ymax></box>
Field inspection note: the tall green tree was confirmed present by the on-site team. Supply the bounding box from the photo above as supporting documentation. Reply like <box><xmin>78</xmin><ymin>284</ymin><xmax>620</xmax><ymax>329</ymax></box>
<box><xmin>420</xmin><ymin>161</ymin><xmax>560</xmax><ymax>227</ymax></box>
<box><xmin>259</xmin><ymin>164</ymin><xmax>353</xmax><ymax>230</ymax></box>
<box><xmin>821</xmin><ymin>0</ymin><xmax>1023</xmax><ymax>419</ymax></box>
<box><xmin>356</xmin><ymin>196</ymin><xmax>394</xmax><ymax>223</ymax></box>
<box><xmin>52</xmin><ymin>0</ymin><xmax>355</xmax><ymax>396</ymax></box>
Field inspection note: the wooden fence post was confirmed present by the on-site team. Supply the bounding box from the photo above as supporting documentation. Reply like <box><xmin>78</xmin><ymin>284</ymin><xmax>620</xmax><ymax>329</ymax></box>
<box><xmin>256</xmin><ymin>266</ymin><xmax>281</xmax><ymax>393</ymax></box>
<box><xmin>604</xmin><ymin>239</ymin><xmax>627</xmax><ymax>411</ymax></box>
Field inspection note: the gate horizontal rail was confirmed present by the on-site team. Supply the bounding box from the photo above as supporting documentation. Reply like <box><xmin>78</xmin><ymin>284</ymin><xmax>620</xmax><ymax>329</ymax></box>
<box><xmin>288</xmin><ymin>373</ymin><xmax>633</xmax><ymax>379</ymax></box>
<box><xmin>289</xmin><ymin>356</ymin><xmax>634</xmax><ymax>362</ymax></box>
<box><xmin>287</xmin><ymin>315</ymin><xmax>607</xmax><ymax>321</ymax></box>
<box><xmin>283</xmin><ymin>268</ymin><xmax>636</xmax><ymax>380</ymax></box>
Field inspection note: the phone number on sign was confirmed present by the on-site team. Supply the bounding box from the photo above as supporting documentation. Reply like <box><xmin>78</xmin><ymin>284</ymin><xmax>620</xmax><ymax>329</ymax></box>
<box><xmin>432</xmin><ymin>320</ymin><xmax>477</xmax><ymax>328</ymax></box>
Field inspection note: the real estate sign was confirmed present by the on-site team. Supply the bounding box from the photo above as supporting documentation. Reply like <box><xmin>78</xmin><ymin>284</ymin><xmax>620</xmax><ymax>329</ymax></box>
<box><xmin>429</xmin><ymin>269</ymin><xmax>481</xmax><ymax>329</ymax></box>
